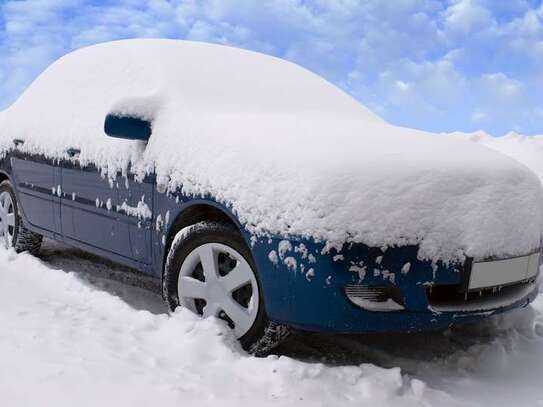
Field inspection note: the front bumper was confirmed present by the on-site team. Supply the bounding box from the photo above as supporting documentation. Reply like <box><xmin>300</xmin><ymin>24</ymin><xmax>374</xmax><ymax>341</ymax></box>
<box><xmin>249</xmin><ymin>234</ymin><xmax>542</xmax><ymax>333</ymax></box>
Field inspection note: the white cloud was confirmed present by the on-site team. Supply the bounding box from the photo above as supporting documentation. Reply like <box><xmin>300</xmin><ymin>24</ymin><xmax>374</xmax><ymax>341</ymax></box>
<box><xmin>471</xmin><ymin>110</ymin><xmax>489</xmax><ymax>123</ymax></box>
<box><xmin>0</xmin><ymin>0</ymin><xmax>542</xmax><ymax>136</ymax></box>
<box><xmin>395</xmin><ymin>80</ymin><xmax>411</xmax><ymax>92</ymax></box>
<box><xmin>444</xmin><ymin>0</ymin><xmax>495</xmax><ymax>34</ymax></box>
<box><xmin>480</xmin><ymin>73</ymin><xmax>523</xmax><ymax>101</ymax></box>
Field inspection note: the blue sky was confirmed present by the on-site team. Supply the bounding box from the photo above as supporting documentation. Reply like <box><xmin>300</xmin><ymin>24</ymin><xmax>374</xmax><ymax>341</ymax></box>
<box><xmin>0</xmin><ymin>0</ymin><xmax>542</xmax><ymax>136</ymax></box>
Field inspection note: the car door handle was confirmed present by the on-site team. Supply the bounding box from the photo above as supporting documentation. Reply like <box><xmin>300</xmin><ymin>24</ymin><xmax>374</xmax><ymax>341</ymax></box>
<box><xmin>66</xmin><ymin>148</ymin><xmax>81</xmax><ymax>157</ymax></box>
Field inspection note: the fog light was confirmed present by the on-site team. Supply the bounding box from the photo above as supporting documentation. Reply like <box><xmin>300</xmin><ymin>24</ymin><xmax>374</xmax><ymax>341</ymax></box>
<box><xmin>345</xmin><ymin>285</ymin><xmax>405</xmax><ymax>312</ymax></box>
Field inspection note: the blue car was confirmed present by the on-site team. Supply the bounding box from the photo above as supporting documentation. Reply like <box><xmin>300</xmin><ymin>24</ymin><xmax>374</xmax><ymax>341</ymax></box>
<box><xmin>0</xmin><ymin>39</ymin><xmax>541</xmax><ymax>355</ymax></box>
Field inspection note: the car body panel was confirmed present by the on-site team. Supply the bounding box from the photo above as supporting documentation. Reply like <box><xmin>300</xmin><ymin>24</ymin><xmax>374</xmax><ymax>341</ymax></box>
<box><xmin>60</xmin><ymin>160</ymin><xmax>154</xmax><ymax>265</ymax></box>
<box><xmin>248</xmin><ymin>235</ymin><xmax>539</xmax><ymax>332</ymax></box>
<box><xmin>10</xmin><ymin>154</ymin><xmax>60</xmax><ymax>235</ymax></box>
<box><xmin>126</xmin><ymin>174</ymin><xmax>154</xmax><ymax>264</ymax></box>
<box><xmin>61</xmin><ymin>162</ymin><xmax>134</xmax><ymax>258</ymax></box>
<box><xmin>0</xmin><ymin>149</ymin><xmax>540</xmax><ymax>334</ymax></box>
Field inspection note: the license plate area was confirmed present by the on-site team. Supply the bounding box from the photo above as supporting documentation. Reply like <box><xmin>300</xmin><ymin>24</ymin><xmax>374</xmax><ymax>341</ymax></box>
<box><xmin>468</xmin><ymin>251</ymin><xmax>540</xmax><ymax>291</ymax></box>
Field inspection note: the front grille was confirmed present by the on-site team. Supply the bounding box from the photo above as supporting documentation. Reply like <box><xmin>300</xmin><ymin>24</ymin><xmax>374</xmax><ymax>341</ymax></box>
<box><xmin>427</xmin><ymin>278</ymin><xmax>537</xmax><ymax>312</ymax></box>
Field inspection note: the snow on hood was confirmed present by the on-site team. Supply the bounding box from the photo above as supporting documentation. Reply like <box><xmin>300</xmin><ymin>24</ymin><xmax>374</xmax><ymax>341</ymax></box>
<box><xmin>449</xmin><ymin>131</ymin><xmax>543</xmax><ymax>184</ymax></box>
<box><xmin>0</xmin><ymin>39</ymin><xmax>542</xmax><ymax>263</ymax></box>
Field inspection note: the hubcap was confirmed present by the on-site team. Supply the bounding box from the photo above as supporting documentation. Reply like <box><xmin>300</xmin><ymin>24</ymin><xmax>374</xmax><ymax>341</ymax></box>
<box><xmin>178</xmin><ymin>243</ymin><xmax>259</xmax><ymax>338</ymax></box>
<box><xmin>0</xmin><ymin>191</ymin><xmax>15</xmax><ymax>249</ymax></box>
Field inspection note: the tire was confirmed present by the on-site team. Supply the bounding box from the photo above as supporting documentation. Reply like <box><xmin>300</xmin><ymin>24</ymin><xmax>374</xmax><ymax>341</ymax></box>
<box><xmin>163</xmin><ymin>221</ymin><xmax>289</xmax><ymax>356</ymax></box>
<box><xmin>0</xmin><ymin>180</ymin><xmax>42</xmax><ymax>255</ymax></box>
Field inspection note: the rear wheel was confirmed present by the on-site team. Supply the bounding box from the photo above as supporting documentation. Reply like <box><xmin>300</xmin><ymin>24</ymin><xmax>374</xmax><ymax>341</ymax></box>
<box><xmin>0</xmin><ymin>180</ymin><xmax>42</xmax><ymax>254</ymax></box>
<box><xmin>163</xmin><ymin>221</ymin><xmax>289</xmax><ymax>355</ymax></box>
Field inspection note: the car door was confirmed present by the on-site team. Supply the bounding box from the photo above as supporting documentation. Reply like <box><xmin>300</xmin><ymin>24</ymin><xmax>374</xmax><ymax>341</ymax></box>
<box><xmin>10</xmin><ymin>145</ymin><xmax>61</xmax><ymax>236</ymax></box>
<box><xmin>58</xmin><ymin>112</ymin><xmax>155</xmax><ymax>267</ymax></box>
<box><xmin>60</xmin><ymin>155</ymin><xmax>134</xmax><ymax>259</ymax></box>
<box><xmin>60</xmin><ymin>152</ymin><xmax>153</xmax><ymax>266</ymax></box>
<box><xmin>117</xmin><ymin>172</ymin><xmax>154</xmax><ymax>265</ymax></box>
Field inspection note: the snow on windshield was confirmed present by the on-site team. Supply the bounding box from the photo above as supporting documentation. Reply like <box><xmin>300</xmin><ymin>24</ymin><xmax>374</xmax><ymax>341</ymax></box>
<box><xmin>0</xmin><ymin>39</ymin><xmax>542</xmax><ymax>263</ymax></box>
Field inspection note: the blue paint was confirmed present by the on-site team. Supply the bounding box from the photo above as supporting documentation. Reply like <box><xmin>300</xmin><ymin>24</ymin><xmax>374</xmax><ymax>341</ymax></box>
<box><xmin>0</xmin><ymin>150</ymin><xmax>539</xmax><ymax>334</ymax></box>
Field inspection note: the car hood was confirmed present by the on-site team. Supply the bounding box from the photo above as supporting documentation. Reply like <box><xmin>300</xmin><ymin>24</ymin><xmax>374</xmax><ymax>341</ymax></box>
<box><xmin>143</xmin><ymin>110</ymin><xmax>543</xmax><ymax>263</ymax></box>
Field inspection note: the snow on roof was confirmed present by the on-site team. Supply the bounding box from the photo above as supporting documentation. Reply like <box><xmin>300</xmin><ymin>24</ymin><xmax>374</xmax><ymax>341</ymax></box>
<box><xmin>1</xmin><ymin>39</ymin><xmax>542</xmax><ymax>263</ymax></box>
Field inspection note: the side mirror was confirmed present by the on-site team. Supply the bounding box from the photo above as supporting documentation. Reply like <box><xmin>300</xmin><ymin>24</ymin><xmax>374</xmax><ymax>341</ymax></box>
<box><xmin>104</xmin><ymin>114</ymin><xmax>152</xmax><ymax>141</ymax></box>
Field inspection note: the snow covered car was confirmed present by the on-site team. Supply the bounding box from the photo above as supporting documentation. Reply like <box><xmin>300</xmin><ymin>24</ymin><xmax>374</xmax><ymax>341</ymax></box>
<box><xmin>0</xmin><ymin>39</ymin><xmax>542</xmax><ymax>354</ymax></box>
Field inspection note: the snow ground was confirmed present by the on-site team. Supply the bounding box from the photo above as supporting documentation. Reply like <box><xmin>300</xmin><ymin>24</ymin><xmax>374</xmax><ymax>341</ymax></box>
<box><xmin>1</xmin><ymin>240</ymin><xmax>543</xmax><ymax>407</ymax></box>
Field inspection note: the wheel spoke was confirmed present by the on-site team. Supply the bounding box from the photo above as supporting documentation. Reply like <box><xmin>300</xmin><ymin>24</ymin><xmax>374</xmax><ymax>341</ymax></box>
<box><xmin>221</xmin><ymin>297</ymin><xmax>252</xmax><ymax>335</ymax></box>
<box><xmin>1</xmin><ymin>194</ymin><xmax>9</xmax><ymax>209</ymax></box>
<box><xmin>0</xmin><ymin>192</ymin><xmax>12</xmax><ymax>219</ymax></box>
<box><xmin>222</xmin><ymin>263</ymin><xmax>252</xmax><ymax>293</ymax></box>
<box><xmin>198</xmin><ymin>245</ymin><xmax>218</xmax><ymax>282</ymax></box>
<box><xmin>202</xmin><ymin>302</ymin><xmax>219</xmax><ymax>318</ymax></box>
<box><xmin>178</xmin><ymin>276</ymin><xmax>207</xmax><ymax>300</ymax></box>
<box><xmin>3</xmin><ymin>230</ymin><xmax>10</xmax><ymax>248</ymax></box>
<box><xmin>5</xmin><ymin>213</ymin><xmax>14</xmax><ymax>227</ymax></box>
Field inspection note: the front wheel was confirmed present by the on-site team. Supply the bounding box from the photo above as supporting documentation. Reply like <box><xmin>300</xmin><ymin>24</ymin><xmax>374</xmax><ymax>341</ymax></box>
<box><xmin>0</xmin><ymin>180</ymin><xmax>42</xmax><ymax>254</ymax></box>
<box><xmin>163</xmin><ymin>221</ymin><xmax>289</xmax><ymax>355</ymax></box>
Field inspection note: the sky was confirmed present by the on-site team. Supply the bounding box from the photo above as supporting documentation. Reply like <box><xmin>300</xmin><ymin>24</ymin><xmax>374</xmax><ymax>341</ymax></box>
<box><xmin>0</xmin><ymin>0</ymin><xmax>542</xmax><ymax>136</ymax></box>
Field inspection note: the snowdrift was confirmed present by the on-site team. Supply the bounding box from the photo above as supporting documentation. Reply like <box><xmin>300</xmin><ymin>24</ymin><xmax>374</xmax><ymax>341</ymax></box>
<box><xmin>0</xmin><ymin>248</ymin><xmax>441</xmax><ymax>407</ymax></box>
<box><xmin>0</xmin><ymin>39</ymin><xmax>541</xmax><ymax>263</ymax></box>
<box><xmin>1</xmin><ymin>243</ymin><xmax>542</xmax><ymax>407</ymax></box>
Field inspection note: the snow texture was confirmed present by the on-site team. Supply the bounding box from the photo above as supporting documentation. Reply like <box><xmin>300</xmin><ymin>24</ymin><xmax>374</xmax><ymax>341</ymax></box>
<box><xmin>0</xmin><ymin>39</ymin><xmax>542</xmax><ymax>263</ymax></box>
<box><xmin>117</xmin><ymin>197</ymin><xmax>152</xmax><ymax>220</ymax></box>
<box><xmin>278</xmin><ymin>240</ymin><xmax>293</xmax><ymax>260</ymax></box>
<box><xmin>268</xmin><ymin>250</ymin><xmax>279</xmax><ymax>265</ymax></box>
<box><xmin>0</xmin><ymin>244</ymin><xmax>447</xmax><ymax>406</ymax></box>
<box><xmin>284</xmin><ymin>256</ymin><xmax>297</xmax><ymax>271</ymax></box>
<box><xmin>449</xmin><ymin>131</ymin><xmax>543</xmax><ymax>185</ymax></box>
<box><xmin>2</xmin><ymin>127</ymin><xmax>543</xmax><ymax>405</ymax></box>
<box><xmin>401</xmin><ymin>263</ymin><xmax>411</xmax><ymax>274</ymax></box>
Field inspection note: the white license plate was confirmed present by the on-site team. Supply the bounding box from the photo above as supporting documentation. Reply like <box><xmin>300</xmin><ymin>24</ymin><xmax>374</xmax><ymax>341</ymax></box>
<box><xmin>469</xmin><ymin>251</ymin><xmax>540</xmax><ymax>291</ymax></box>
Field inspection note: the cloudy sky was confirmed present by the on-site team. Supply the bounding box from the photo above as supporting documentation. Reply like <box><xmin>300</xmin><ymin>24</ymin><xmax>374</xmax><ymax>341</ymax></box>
<box><xmin>1</xmin><ymin>0</ymin><xmax>542</xmax><ymax>136</ymax></box>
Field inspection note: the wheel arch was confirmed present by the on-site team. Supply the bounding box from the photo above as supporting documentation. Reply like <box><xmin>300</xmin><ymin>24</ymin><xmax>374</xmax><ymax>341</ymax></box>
<box><xmin>161</xmin><ymin>200</ymin><xmax>249</xmax><ymax>273</ymax></box>
<box><xmin>0</xmin><ymin>171</ymin><xmax>11</xmax><ymax>184</ymax></box>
